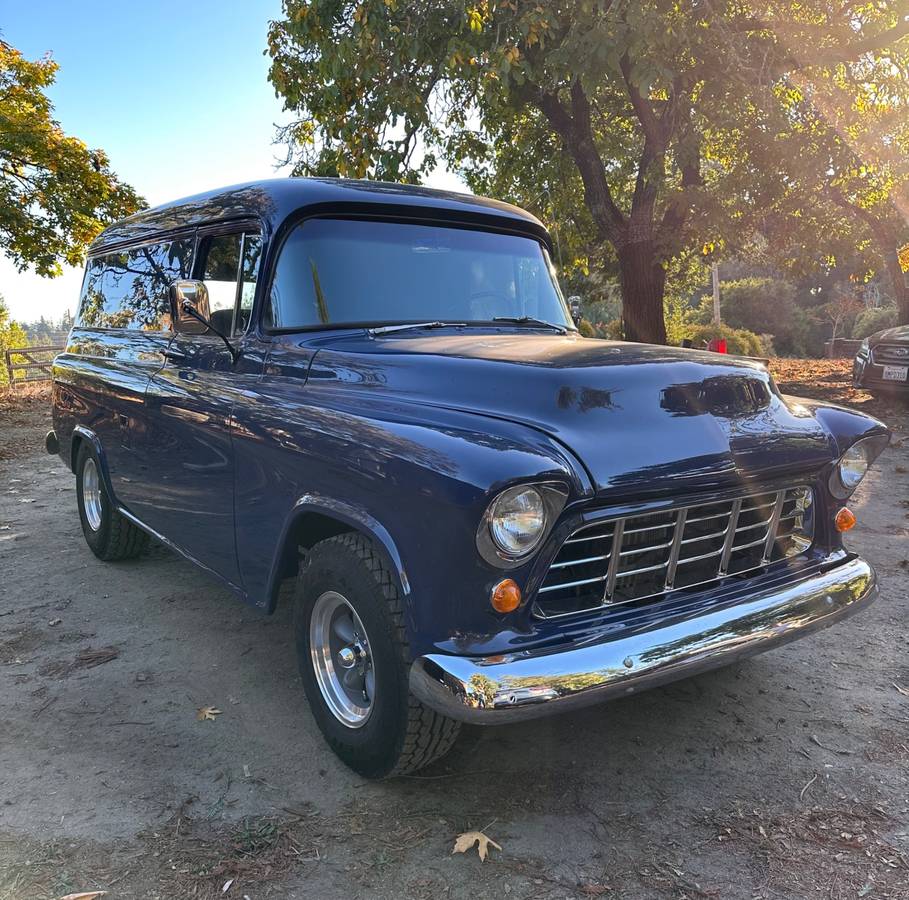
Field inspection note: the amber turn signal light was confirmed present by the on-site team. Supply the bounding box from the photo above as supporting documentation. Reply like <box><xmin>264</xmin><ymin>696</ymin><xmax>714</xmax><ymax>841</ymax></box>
<box><xmin>490</xmin><ymin>578</ymin><xmax>521</xmax><ymax>613</ymax></box>
<box><xmin>834</xmin><ymin>507</ymin><xmax>856</xmax><ymax>533</ymax></box>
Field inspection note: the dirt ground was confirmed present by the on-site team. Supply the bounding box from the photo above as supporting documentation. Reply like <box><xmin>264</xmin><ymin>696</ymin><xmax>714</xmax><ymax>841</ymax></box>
<box><xmin>1</xmin><ymin>363</ymin><xmax>908</xmax><ymax>900</ymax></box>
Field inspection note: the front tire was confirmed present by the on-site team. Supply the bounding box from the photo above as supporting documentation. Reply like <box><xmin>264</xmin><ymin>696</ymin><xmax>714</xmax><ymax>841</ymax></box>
<box><xmin>75</xmin><ymin>443</ymin><xmax>148</xmax><ymax>561</ymax></box>
<box><xmin>294</xmin><ymin>533</ymin><xmax>460</xmax><ymax>778</ymax></box>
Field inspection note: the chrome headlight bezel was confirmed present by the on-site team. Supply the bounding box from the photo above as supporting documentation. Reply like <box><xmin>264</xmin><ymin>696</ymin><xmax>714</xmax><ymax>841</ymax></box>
<box><xmin>477</xmin><ymin>482</ymin><xmax>569</xmax><ymax>568</ymax></box>
<box><xmin>828</xmin><ymin>434</ymin><xmax>889</xmax><ymax>500</ymax></box>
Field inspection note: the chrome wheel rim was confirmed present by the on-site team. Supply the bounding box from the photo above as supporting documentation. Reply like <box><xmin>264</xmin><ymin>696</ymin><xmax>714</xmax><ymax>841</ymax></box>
<box><xmin>310</xmin><ymin>591</ymin><xmax>375</xmax><ymax>727</ymax></box>
<box><xmin>82</xmin><ymin>457</ymin><xmax>103</xmax><ymax>532</ymax></box>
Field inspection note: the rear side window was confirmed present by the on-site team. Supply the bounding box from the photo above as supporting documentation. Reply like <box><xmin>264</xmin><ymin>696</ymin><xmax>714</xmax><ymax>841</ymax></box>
<box><xmin>197</xmin><ymin>231</ymin><xmax>262</xmax><ymax>336</ymax></box>
<box><xmin>77</xmin><ymin>239</ymin><xmax>194</xmax><ymax>330</ymax></box>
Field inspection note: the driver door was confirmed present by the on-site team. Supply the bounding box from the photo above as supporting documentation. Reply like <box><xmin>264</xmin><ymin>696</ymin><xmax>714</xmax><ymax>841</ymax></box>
<box><xmin>143</xmin><ymin>226</ymin><xmax>263</xmax><ymax>585</ymax></box>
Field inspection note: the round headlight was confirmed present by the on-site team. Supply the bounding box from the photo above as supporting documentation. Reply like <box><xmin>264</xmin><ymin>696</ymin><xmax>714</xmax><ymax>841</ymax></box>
<box><xmin>839</xmin><ymin>443</ymin><xmax>870</xmax><ymax>490</ymax></box>
<box><xmin>830</xmin><ymin>442</ymin><xmax>871</xmax><ymax>499</ymax></box>
<box><xmin>488</xmin><ymin>486</ymin><xmax>546</xmax><ymax>557</ymax></box>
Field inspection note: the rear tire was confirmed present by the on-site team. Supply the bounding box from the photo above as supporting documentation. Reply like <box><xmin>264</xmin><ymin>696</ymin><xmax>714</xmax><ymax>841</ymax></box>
<box><xmin>75</xmin><ymin>443</ymin><xmax>148</xmax><ymax>561</ymax></box>
<box><xmin>294</xmin><ymin>533</ymin><xmax>460</xmax><ymax>778</ymax></box>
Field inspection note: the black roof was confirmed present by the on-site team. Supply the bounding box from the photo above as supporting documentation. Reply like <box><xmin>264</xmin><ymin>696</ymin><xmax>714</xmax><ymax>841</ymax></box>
<box><xmin>89</xmin><ymin>177</ymin><xmax>551</xmax><ymax>253</ymax></box>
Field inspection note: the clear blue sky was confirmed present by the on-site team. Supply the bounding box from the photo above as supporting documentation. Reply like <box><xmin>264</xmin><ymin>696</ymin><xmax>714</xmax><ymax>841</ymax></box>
<box><xmin>1</xmin><ymin>1</ymin><xmax>461</xmax><ymax>324</ymax></box>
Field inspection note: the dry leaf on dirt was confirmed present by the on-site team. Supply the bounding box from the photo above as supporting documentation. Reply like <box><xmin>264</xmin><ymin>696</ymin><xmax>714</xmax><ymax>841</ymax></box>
<box><xmin>452</xmin><ymin>830</ymin><xmax>502</xmax><ymax>862</ymax></box>
<box><xmin>197</xmin><ymin>706</ymin><xmax>222</xmax><ymax>721</ymax></box>
<box><xmin>58</xmin><ymin>892</ymin><xmax>107</xmax><ymax>900</ymax></box>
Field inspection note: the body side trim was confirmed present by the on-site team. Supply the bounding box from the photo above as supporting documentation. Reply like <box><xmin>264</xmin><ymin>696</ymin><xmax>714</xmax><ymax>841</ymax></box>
<box><xmin>117</xmin><ymin>506</ymin><xmax>247</xmax><ymax>602</ymax></box>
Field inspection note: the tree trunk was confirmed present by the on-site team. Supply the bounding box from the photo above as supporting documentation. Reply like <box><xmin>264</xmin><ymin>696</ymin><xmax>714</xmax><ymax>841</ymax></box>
<box><xmin>881</xmin><ymin>242</ymin><xmax>909</xmax><ymax>326</ymax></box>
<box><xmin>617</xmin><ymin>239</ymin><xmax>668</xmax><ymax>344</ymax></box>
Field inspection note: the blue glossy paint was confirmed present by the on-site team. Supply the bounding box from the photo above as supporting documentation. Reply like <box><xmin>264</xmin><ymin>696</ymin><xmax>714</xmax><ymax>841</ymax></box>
<box><xmin>52</xmin><ymin>178</ymin><xmax>890</xmax><ymax>662</ymax></box>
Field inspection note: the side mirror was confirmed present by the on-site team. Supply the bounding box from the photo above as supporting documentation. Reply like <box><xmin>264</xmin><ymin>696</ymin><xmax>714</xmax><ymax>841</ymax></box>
<box><xmin>567</xmin><ymin>295</ymin><xmax>582</xmax><ymax>326</ymax></box>
<box><xmin>170</xmin><ymin>280</ymin><xmax>211</xmax><ymax>334</ymax></box>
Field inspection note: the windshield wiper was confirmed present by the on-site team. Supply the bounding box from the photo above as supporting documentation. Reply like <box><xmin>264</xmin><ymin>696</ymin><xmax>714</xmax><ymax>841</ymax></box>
<box><xmin>492</xmin><ymin>316</ymin><xmax>569</xmax><ymax>334</ymax></box>
<box><xmin>368</xmin><ymin>321</ymin><xmax>466</xmax><ymax>336</ymax></box>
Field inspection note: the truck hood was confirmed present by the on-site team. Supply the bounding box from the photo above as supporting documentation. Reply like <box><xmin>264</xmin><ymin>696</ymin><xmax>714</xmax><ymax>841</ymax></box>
<box><xmin>305</xmin><ymin>331</ymin><xmax>837</xmax><ymax>497</ymax></box>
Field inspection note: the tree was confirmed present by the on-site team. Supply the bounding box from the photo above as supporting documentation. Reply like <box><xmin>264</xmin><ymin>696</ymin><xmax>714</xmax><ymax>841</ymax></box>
<box><xmin>267</xmin><ymin>1</ymin><xmax>909</xmax><ymax>343</ymax></box>
<box><xmin>0</xmin><ymin>295</ymin><xmax>28</xmax><ymax>386</ymax></box>
<box><xmin>0</xmin><ymin>39</ymin><xmax>143</xmax><ymax>277</ymax></box>
<box><xmin>740</xmin><ymin>27</ymin><xmax>909</xmax><ymax>325</ymax></box>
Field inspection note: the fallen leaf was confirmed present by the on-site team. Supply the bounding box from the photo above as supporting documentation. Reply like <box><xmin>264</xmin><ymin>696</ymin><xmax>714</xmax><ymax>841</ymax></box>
<box><xmin>452</xmin><ymin>830</ymin><xmax>502</xmax><ymax>862</ymax></box>
<box><xmin>894</xmin><ymin>683</ymin><xmax>909</xmax><ymax>698</ymax></box>
<box><xmin>197</xmin><ymin>706</ymin><xmax>222</xmax><ymax>721</ymax></box>
<box><xmin>58</xmin><ymin>892</ymin><xmax>107</xmax><ymax>900</ymax></box>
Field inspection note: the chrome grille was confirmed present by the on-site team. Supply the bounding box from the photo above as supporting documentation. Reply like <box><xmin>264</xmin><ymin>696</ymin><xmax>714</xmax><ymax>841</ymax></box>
<box><xmin>535</xmin><ymin>486</ymin><xmax>814</xmax><ymax>619</ymax></box>
<box><xmin>871</xmin><ymin>343</ymin><xmax>909</xmax><ymax>366</ymax></box>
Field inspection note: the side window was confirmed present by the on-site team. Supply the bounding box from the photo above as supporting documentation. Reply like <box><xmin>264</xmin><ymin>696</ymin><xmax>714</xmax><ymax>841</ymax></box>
<box><xmin>265</xmin><ymin>225</ymin><xmax>321</xmax><ymax>329</ymax></box>
<box><xmin>238</xmin><ymin>234</ymin><xmax>262</xmax><ymax>333</ymax></box>
<box><xmin>197</xmin><ymin>231</ymin><xmax>261</xmax><ymax>336</ymax></box>
<box><xmin>76</xmin><ymin>238</ymin><xmax>194</xmax><ymax>330</ymax></box>
<box><xmin>200</xmin><ymin>234</ymin><xmax>242</xmax><ymax>335</ymax></box>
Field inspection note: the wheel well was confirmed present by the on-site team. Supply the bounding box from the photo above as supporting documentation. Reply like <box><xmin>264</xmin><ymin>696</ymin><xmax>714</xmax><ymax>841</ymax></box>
<box><xmin>69</xmin><ymin>433</ymin><xmax>84</xmax><ymax>473</ymax></box>
<box><xmin>276</xmin><ymin>512</ymin><xmax>355</xmax><ymax>585</ymax></box>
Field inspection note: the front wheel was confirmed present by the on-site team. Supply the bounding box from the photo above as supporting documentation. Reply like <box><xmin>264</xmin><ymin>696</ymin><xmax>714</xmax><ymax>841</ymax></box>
<box><xmin>294</xmin><ymin>533</ymin><xmax>460</xmax><ymax>778</ymax></box>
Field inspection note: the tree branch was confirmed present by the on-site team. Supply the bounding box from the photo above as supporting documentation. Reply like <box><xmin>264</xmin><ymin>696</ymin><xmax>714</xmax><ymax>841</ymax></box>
<box><xmin>536</xmin><ymin>83</ymin><xmax>626</xmax><ymax>240</ymax></box>
<box><xmin>619</xmin><ymin>53</ymin><xmax>665</xmax><ymax>144</ymax></box>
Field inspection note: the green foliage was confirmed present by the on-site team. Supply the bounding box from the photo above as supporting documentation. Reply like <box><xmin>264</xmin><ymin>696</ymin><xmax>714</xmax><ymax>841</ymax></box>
<box><xmin>0</xmin><ymin>40</ymin><xmax>143</xmax><ymax>276</ymax></box>
<box><xmin>682</xmin><ymin>323</ymin><xmax>771</xmax><ymax>358</ymax></box>
<box><xmin>852</xmin><ymin>304</ymin><xmax>899</xmax><ymax>340</ymax></box>
<box><xmin>690</xmin><ymin>277</ymin><xmax>817</xmax><ymax>357</ymax></box>
<box><xmin>268</xmin><ymin>0</ymin><xmax>909</xmax><ymax>342</ymax></box>
<box><xmin>576</xmin><ymin>318</ymin><xmax>596</xmax><ymax>338</ymax></box>
<box><xmin>0</xmin><ymin>296</ymin><xmax>28</xmax><ymax>386</ymax></box>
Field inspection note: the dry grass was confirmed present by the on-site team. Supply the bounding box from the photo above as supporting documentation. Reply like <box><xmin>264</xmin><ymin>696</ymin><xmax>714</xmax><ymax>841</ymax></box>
<box><xmin>0</xmin><ymin>380</ymin><xmax>51</xmax><ymax>410</ymax></box>
<box><xmin>710</xmin><ymin>804</ymin><xmax>909</xmax><ymax>899</ymax></box>
<box><xmin>0</xmin><ymin>810</ymin><xmax>325</xmax><ymax>900</ymax></box>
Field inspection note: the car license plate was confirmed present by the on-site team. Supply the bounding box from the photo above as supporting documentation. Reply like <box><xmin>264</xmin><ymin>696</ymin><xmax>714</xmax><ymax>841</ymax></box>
<box><xmin>883</xmin><ymin>365</ymin><xmax>908</xmax><ymax>382</ymax></box>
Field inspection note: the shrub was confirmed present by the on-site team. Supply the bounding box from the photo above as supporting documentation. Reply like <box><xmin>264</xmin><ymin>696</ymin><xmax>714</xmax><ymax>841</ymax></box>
<box><xmin>852</xmin><ymin>305</ymin><xmax>898</xmax><ymax>340</ymax></box>
<box><xmin>691</xmin><ymin>277</ymin><xmax>815</xmax><ymax>356</ymax></box>
<box><xmin>682</xmin><ymin>323</ymin><xmax>771</xmax><ymax>357</ymax></box>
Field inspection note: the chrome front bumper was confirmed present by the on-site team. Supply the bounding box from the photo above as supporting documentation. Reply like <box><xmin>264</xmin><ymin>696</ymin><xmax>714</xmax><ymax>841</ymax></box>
<box><xmin>410</xmin><ymin>556</ymin><xmax>877</xmax><ymax>724</ymax></box>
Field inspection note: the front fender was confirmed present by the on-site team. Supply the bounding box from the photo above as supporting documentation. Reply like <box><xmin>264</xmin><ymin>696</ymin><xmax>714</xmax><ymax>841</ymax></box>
<box><xmin>264</xmin><ymin>492</ymin><xmax>411</xmax><ymax>613</ymax></box>
<box><xmin>232</xmin><ymin>387</ymin><xmax>593</xmax><ymax>656</ymax></box>
<box><xmin>782</xmin><ymin>395</ymin><xmax>890</xmax><ymax>457</ymax></box>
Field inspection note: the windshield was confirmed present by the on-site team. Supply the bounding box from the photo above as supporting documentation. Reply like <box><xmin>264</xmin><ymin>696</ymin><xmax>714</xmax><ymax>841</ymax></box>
<box><xmin>264</xmin><ymin>218</ymin><xmax>573</xmax><ymax>330</ymax></box>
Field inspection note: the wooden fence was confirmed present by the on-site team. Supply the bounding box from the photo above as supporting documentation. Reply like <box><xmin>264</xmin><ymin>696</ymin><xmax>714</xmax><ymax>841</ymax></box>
<box><xmin>4</xmin><ymin>343</ymin><xmax>65</xmax><ymax>387</ymax></box>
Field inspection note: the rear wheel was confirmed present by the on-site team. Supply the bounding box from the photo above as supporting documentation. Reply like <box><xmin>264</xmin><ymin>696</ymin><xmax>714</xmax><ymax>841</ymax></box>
<box><xmin>75</xmin><ymin>443</ymin><xmax>148</xmax><ymax>561</ymax></box>
<box><xmin>294</xmin><ymin>533</ymin><xmax>460</xmax><ymax>778</ymax></box>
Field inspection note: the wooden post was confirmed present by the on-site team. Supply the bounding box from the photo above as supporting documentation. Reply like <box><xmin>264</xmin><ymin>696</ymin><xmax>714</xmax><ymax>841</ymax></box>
<box><xmin>711</xmin><ymin>263</ymin><xmax>721</xmax><ymax>326</ymax></box>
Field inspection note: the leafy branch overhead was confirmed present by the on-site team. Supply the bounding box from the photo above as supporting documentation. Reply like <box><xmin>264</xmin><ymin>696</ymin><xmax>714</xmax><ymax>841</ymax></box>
<box><xmin>268</xmin><ymin>1</ymin><xmax>909</xmax><ymax>342</ymax></box>
<box><xmin>0</xmin><ymin>40</ymin><xmax>144</xmax><ymax>276</ymax></box>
